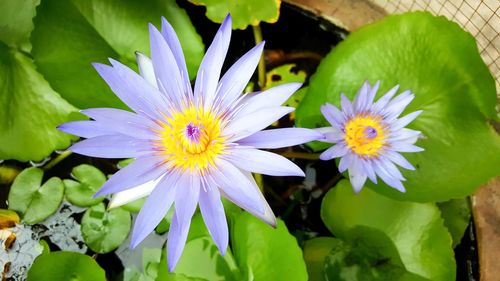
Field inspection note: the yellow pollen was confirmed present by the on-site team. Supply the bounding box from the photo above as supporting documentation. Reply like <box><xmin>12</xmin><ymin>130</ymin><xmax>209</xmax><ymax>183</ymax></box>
<box><xmin>156</xmin><ymin>106</ymin><xmax>225</xmax><ymax>172</ymax></box>
<box><xmin>344</xmin><ymin>115</ymin><xmax>385</xmax><ymax>157</ymax></box>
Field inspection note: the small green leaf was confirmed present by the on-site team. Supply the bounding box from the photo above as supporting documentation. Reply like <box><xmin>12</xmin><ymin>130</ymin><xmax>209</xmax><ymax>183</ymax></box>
<box><xmin>0</xmin><ymin>42</ymin><xmax>77</xmax><ymax>161</ymax></box>
<box><xmin>188</xmin><ymin>0</ymin><xmax>281</xmax><ymax>29</ymax></box>
<box><xmin>121</xmin><ymin>197</ymin><xmax>147</xmax><ymax>213</ymax></box>
<box><xmin>27</xmin><ymin>251</ymin><xmax>106</xmax><ymax>281</ymax></box>
<box><xmin>303</xmin><ymin>237</ymin><xmax>341</xmax><ymax>281</ymax></box>
<box><xmin>231</xmin><ymin>212</ymin><xmax>308</xmax><ymax>281</ymax></box>
<box><xmin>321</xmin><ymin>180</ymin><xmax>455</xmax><ymax>281</ymax></box>
<box><xmin>0</xmin><ymin>0</ymin><xmax>39</xmax><ymax>50</ymax></box>
<box><xmin>81</xmin><ymin>203</ymin><xmax>131</xmax><ymax>253</ymax></box>
<box><xmin>64</xmin><ymin>164</ymin><xmax>106</xmax><ymax>207</ymax></box>
<box><xmin>39</xmin><ymin>239</ymin><xmax>51</xmax><ymax>254</ymax></box>
<box><xmin>31</xmin><ymin>0</ymin><xmax>204</xmax><ymax>109</ymax></box>
<box><xmin>437</xmin><ymin>198</ymin><xmax>471</xmax><ymax>248</ymax></box>
<box><xmin>296</xmin><ymin>12</ymin><xmax>500</xmax><ymax>201</ymax></box>
<box><xmin>8</xmin><ymin>167</ymin><xmax>64</xmax><ymax>224</ymax></box>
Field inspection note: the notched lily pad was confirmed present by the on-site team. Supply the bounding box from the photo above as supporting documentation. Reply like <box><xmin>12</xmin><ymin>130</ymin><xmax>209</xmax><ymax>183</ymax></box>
<box><xmin>64</xmin><ymin>164</ymin><xmax>106</xmax><ymax>207</ymax></box>
<box><xmin>8</xmin><ymin>167</ymin><xmax>64</xmax><ymax>224</ymax></box>
<box><xmin>188</xmin><ymin>0</ymin><xmax>281</xmax><ymax>29</ymax></box>
<box><xmin>81</xmin><ymin>203</ymin><xmax>131</xmax><ymax>253</ymax></box>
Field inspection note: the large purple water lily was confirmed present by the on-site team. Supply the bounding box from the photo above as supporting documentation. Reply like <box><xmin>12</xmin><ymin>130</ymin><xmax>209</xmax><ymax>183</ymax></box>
<box><xmin>318</xmin><ymin>81</ymin><xmax>423</xmax><ymax>193</ymax></box>
<box><xmin>58</xmin><ymin>15</ymin><xmax>322</xmax><ymax>271</ymax></box>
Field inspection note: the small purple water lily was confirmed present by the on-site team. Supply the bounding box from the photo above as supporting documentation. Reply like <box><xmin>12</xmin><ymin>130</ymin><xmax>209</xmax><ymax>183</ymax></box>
<box><xmin>318</xmin><ymin>81</ymin><xmax>423</xmax><ymax>193</ymax></box>
<box><xmin>58</xmin><ymin>15</ymin><xmax>322</xmax><ymax>271</ymax></box>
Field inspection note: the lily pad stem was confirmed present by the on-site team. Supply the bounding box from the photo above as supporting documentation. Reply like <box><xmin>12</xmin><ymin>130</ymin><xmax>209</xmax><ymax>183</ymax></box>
<box><xmin>252</xmin><ymin>24</ymin><xmax>266</xmax><ymax>88</ymax></box>
<box><xmin>43</xmin><ymin>150</ymin><xmax>72</xmax><ymax>171</ymax></box>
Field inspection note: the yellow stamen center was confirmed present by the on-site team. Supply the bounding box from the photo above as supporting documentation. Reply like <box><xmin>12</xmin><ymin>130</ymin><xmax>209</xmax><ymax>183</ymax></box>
<box><xmin>157</xmin><ymin>106</ymin><xmax>225</xmax><ymax>172</ymax></box>
<box><xmin>344</xmin><ymin>115</ymin><xmax>385</xmax><ymax>157</ymax></box>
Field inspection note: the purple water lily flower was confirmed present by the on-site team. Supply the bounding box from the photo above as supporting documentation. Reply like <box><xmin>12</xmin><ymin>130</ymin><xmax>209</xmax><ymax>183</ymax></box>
<box><xmin>58</xmin><ymin>15</ymin><xmax>322</xmax><ymax>271</ymax></box>
<box><xmin>318</xmin><ymin>81</ymin><xmax>423</xmax><ymax>193</ymax></box>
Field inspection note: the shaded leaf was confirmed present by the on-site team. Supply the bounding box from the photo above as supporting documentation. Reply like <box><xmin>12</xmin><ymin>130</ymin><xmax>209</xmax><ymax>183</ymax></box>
<box><xmin>303</xmin><ymin>237</ymin><xmax>341</xmax><ymax>281</ymax></box>
<box><xmin>0</xmin><ymin>0</ymin><xmax>39</xmax><ymax>50</ymax></box>
<box><xmin>81</xmin><ymin>203</ymin><xmax>131</xmax><ymax>253</ymax></box>
<box><xmin>321</xmin><ymin>180</ymin><xmax>455</xmax><ymax>281</ymax></box>
<box><xmin>27</xmin><ymin>251</ymin><xmax>106</xmax><ymax>281</ymax></box>
<box><xmin>0</xmin><ymin>42</ymin><xmax>77</xmax><ymax>161</ymax></box>
<box><xmin>296</xmin><ymin>12</ymin><xmax>500</xmax><ymax>201</ymax></box>
<box><xmin>188</xmin><ymin>0</ymin><xmax>281</xmax><ymax>29</ymax></box>
<box><xmin>437</xmin><ymin>198</ymin><xmax>471</xmax><ymax>248</ymax></box>
<box><xmin>0</xmin><ymin>209</ymin><xmax>20</xmax><ymax>229</ymax></box>
<box><xmin>8</xmin><ymin>167</ymin><xmax>64</xmax><ymax>224</ymax></box>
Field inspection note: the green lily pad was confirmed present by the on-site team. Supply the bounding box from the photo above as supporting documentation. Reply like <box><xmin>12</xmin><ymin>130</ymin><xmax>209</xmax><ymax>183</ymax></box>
<box><xmin>324</xmin><ymin>227</ymin><xmax>429</xmax><ymax>281</ymax></box>
<box><xmin>8</xmin><ymin>167</ymin><xmax>64</xmax><ymax>224</ymax></box>
<box><xmin>0</xmin><ymin>42</ymin><xmax>77</xmax><ymax>161</ymax></box>
<box><xmin>321</xmin><ymin>180</ymin><xmax>455</xmax><ymax>281</ymax></box>
<box><xmin>31</xmin><ymin>0</ymin><xmax>204</xmax><ymax>109</ymax></box>
<box><xmin>27</xmin><ymin>251</ymin><xmax>106</xmax><ymax>281</ymax></box>
<box><xmin>64</xmin><ymin>164</ymin><xmax>106</xmax><ymax>207</ymax></box>
<box><xmin>296</xmin><ymin>12</ymin><xmax>500</xmax><ymax>202</ymax></box>
<box><xmin>231</xmin><ymin>212</ymin><xmax>308</xmax><ymax>281</ymax></box>
<box><xmin>81</xmin><ymin>202</ymin><xmax>131</xmax><ymax>253</ymax></box>
<box><xmin>0</xmin><ymin>0</ymin><xmax>39</xmax><ymax>50</ymax></box>
<box><xmin>188</xmin><ymin>0</ymin><xmax>281</xmax><ymax>29</ymax></box>
<box><xmin>303</xmin><ymin>237</ymin><xmax>341</xmax><ymax>281</ymax></box>
<box><xmin>437</xmin><ymin>198</ymin><xmax>471</xmax><ymax>248</ymax></box>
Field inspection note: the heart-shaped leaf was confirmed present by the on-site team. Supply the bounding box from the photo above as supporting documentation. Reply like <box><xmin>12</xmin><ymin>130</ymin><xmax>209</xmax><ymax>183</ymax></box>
<box><xmin>27</xmin><ymin>251</ymin><xmax>106</xmax><ymax>281</ymax></box>
<box><xmin>296</xmin><ymin>12</ymin><xmax>500</xmax><ymax>202</ymax></box>
<box><xmin>8</xmin><ymin>167</ymin><xmax>64</xmax><ymax>224</ymax></box>
<box><xmin>321</xmin><ymin>180</ymin><xmax>455</xmax><ymax>281</ymax></box>
<box><xmin>64</xmin><ymin>164</ymin><xmax>106</xmax><ymax>207</ymax></box>
<box><xmin>81</xmin><ymin>202</ymin><xmax>131</xmax><ymax>253</ymax></box>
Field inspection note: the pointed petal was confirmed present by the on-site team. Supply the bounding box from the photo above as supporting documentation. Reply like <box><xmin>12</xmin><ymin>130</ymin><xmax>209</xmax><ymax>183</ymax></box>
<box><xmin>338</xmin><ymin>153</ymin><xmax>353</xmax><ymax>173</ymax></box>
<box><xmin>108</xmin><ymin>177</ymin><xmax>161</xmax><ymax>209</ymax></box>
<box><xmin>372</xmin><ymin>84</ymin><xmax>400</xmax><ymax>113</ymax></box>
<box><xmin>384</xmin><ymin>151</ymin><xmax>415</xmax><ymax>170</ymax></box>
<box><xmin>352</xmin><ymin>81</ymin><xmax>370</xmax><ymax>112</ymax></box>
<box><xmin>161</xmin><ymin>17</ymin><xmax>191</xmax><ymax>95</ymax></box>
<box><xmin>390</xmin><ymin>142</ymin><xmax>424</xmax><ymax>153</ymax></box>
<box><xmin>94</xmin><ymin>156</ymin><xmax>166</xmax><ymax>196</ymax></box>
<box><xmin>320</xmin><ymin>103</ymin><xmax>345</xmax><ymax>128</ymax></box>
<box><xmin>340</xmin><ymin>93</ymin><xmax>354</xmax><ymax>117</ymax></box>
<box><xmin>237</xmin><ymin>128</ymin><xmax>322</xmax><ymax>149</ymax></box>
<box><xmin>216</xmin><ymin>42</ymin><xmax>264</xmax><ymax>109</ymax></box>
<box><xmin>319</xmin><ymin>143</ymin><xmax>348</xmax><ymax>160</ymax></box>
<box><xmin>149</xmin><ymin>24</ymin><xmax>187</xmax><ymax>107</ymax></box>
<box><xmin>388</xmin><ymin>128</ymin><xmax>421</xmax><ymax>144</ymax></box>
<box><xmin>235</xmin><ymin>82</ymin><xmax>302</xmax><ymax>116</ymax></box>
<box><xmin>316</xmin><ymin>126</ymin><xmax>344</xmax><ymax>143</ymax></box>
<box><xmin>391</xmin><ymin>110</ymin><xmax>423</xmax><ymax>130</ymax></box>
<box><xmin>364</xmin><ymin>80</ymin><xmax>380</xmax><ymax>111</ymax></box>
<box><xmin>199</xmin><ymin>187</ymin><xmax>228</xmax><ymax>255</ymax></box>
<box><xmin>194</xmin><ymin>15</ymin><xmax>231</xmax><ymax>109</ymax></box>
<box><xmin>383</xmin><ymin>91</ymin><xmax>414</xmax><ymax>121</ymax></box>
<box><xmin>361</xmin><ymin>159</ymin><xmax>377</xmax><ymax>184</ymax></box>
<box><xmin>225</xmin><ymin>147</ymin><xmax>304</xmax><ymax>177</ymax></box>
<box><xmin>209</xmin><ymin>158</ymin><xmax>265</xmax><ymax>214</ymax></box>
<box><xmin>223</xmin><ymin>106</ymin><xmax>294</xmax><ymax>141</ymax></box>
<box><xmin>130</xmin><ymin>172</ymin><xmax>180</xmax><ymax>248</ymax></box>
<box><xmin>240</xmin><ymin>171</ymin><xmax>276</xmax><ymax>227</ymax></box>
<box><xmin>136</xmin><ymin>52</ymin><xmax>158</xmax><ymax>88</ymax></box>
<box><xmin>373</xmin><ymin>160</ymin><xmax>406</xmax><ymax>192</ymax></box>
<box><xmin>69</xmin><ymin>135</ymin><xmax>152</xmax><ymax>159</ymax></box>
<box><xmin>348</xmin><ymin>157</ymin><xmax>367</xmax><ymax>193</ymax></box>
<box><xmin>93</xmin><ymin>61</ymin><xmax>166</xmax><ymax>120</ymax></box>
<box><xmin>167</xmin><ymin>174</ymin><xmax>199</xmax><ymax>271</ymax></box>
<box><xmin>58</xmin><ymin>121</ymin><xmax>113</xmax><ymax>138</ymax></box>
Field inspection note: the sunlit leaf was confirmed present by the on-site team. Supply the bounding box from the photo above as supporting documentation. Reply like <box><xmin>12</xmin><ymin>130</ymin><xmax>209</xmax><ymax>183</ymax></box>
<box><xmin>296</xmin><ymin>12</ymin><xmax>500</xmax><ymax>201</ymax></box>
<box><xmin>27</xmin><ymin>251</ymin><xmax>106</xmax><ymax>281</ymax></box>
<box><xmin>437</xmin><ymin>198</ymin><xmax>471</xmax><ymax>248</ymax></box>
<box><xmin>64</xmin><ymin>164</ymin><xmax>106</xmax><ymax>207</ymax></box>
<box><xmin>188</xmin><ymin>0</ymin><xmax>281</xmax><ymax>29</ymax></box>
<box><xmin>0</xmin><ymin>42</ymin><xmax>77</xmax><ymax>161</ymax></box>
<box><xmin>31</xmin><ymin>0</ymin><xmax>204</xmax><ymax>109</ymax></box>
<box><xmin>8</xmin><ymin>167</ymin><xmax>64</xmax><ymax>224</ymax></box>
<box><xmin>321</xmin><ymin>180</ymin><xmax>455</xmax><ymax>281</ymax></box>
<box><xmin>81</xmin><ymin>203</ymin><xmax>131</xmax><ymax>253</ymax></box>
<box><xmin>231</xmin><ymin>212</ymin><xmax>308</xmax><ymax>281</ymax></box>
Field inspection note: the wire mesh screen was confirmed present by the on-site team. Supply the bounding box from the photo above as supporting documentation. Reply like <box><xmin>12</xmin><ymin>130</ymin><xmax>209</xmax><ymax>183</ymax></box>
<box><xmin>372</xmin><ymin>0</ymin><xmax>500</xmax><ymax>96</ymax></box>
